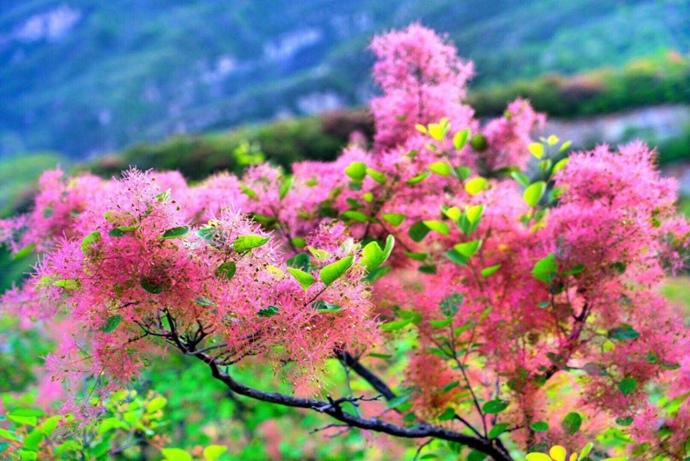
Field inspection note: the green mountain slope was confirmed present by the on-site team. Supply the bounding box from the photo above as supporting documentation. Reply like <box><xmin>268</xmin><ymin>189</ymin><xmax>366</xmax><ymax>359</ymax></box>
<box><xmin>0</xmin><ymin>0</ymin><xmax>688</xmax><ymax>157</ymax></box>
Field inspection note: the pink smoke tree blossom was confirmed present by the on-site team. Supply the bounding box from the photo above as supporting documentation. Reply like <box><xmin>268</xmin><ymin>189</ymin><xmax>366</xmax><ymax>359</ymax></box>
<box><xmin>2</xmin><ymin>24</ymin><xmax>690</xmax><ymax>461</ymax></box>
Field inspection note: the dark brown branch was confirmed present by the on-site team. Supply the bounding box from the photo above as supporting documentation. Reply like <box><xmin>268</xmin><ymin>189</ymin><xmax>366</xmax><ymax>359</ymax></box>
<box><xmin>194</xmin><ymin>351</ymin><xmax>512</xmax><ymax>461</ymax></box>
<box><xmin>336</xmin><ymin>350</ymin><xmax>396</xmax><ymax>401</ymax></box>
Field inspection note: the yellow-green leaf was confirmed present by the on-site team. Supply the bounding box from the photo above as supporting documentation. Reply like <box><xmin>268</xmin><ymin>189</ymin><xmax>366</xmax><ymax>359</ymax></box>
<box><xmin>345</xmin><ymin>162</ymin><xmax>367</xmax><ymax>181</ymax></box>
<box><xmin>524</xmin><ymin>181</ymin><xmax>546</xmax><ymax>207</ymax></box>
<box><xmin>528</xmin><ymin>142</ymin><xmax>544</xmax><ymax>159</ymax></box>
<box><xmin>203</xmin><ymin>445</ymin><xmax>228</xmax><ymax>461</ymax></box>
<box><xmin>453</xmin><ymin>129</ymin><xmax>470</xmax><ymax>150</ymax></box>
<box><xmin>161</xmin><ymin>448</ymin><xmax>192</xmax><ymax>461</ymax></box>
<box><xmin>423</xmin><ymin>220</ymin><xmax>449</xmax><ymax>236</ymax></box>
<box><xmin>382</xmin><ymin>213</ymin><xmax>406</xmax><ymax>227</ymax></box>
<box><xmin>287</xmin><ymin>267</ymin><xmax>316</xmax><ymax>291</ymax></box>
<box><xmin>320</xmin><ymin>256</ymin><xmax>354</xmax><ymax>286</ymax></box>
<box><xmin>429</xmin><ymin>161</ymin><xmax>452</xmax><ymax>177</ymax></box>
<box><xmin>454</xmin><ymin>240</ymin><xmax>481</xmax><ymax>258</ymax></box>
<box><xmin>465</xmin><ymin>177</ymin><xmax>487</xmax><ymax>195</ymax></box>
<box><xmin>81</xmin><ymin>231</ymin><xmax>101</xmax><ymax>255</ymax></box>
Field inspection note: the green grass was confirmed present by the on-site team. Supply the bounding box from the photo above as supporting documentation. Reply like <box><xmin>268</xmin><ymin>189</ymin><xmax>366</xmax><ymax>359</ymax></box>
<box><xmin>0</xmin><ymin>152</ymin><xmax>66</xmax><ymax>217</ymax></box>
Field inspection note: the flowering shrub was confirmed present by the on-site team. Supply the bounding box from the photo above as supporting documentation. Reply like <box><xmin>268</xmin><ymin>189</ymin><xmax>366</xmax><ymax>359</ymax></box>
<box><xmin>1</xmin><ymin>24</ymin><xmax>689</xmax><ymax>461</ymax></box>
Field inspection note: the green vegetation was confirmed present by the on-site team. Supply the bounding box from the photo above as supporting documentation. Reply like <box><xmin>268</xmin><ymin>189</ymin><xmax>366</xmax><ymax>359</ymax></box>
<box><xmin>86</xmin><ymin>110</ymin><xmax>371</xmax><ymax>180</ymax></box>
<box><xmin>468</xmin><ymin>52</ymin><xmax>690</xmax><ymax>118</ymax></box>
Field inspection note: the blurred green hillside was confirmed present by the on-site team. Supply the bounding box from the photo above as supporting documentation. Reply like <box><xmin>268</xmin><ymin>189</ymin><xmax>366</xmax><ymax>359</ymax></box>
<box><xmin>1</xmin><ymin>0</ymin><xmax>688</xmax><ymax>158</ymax></box>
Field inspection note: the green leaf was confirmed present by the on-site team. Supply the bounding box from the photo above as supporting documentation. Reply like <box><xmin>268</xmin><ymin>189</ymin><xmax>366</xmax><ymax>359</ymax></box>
<box><xmin>438</xmin><ymin>408</ymin><xmax>456</xmax><ymax>421</ymax></box>
<box><xmin>13</xmin><ymin>244</ymin><xmax>36</xmax><ymax>260</ymax></box>
<box><xmin>382</xmin><ymin>213</ymin><xmax>406</xmax><ymax>227</ymax></box>
<box><xmin>258</xmin><ymin>305</ymin><xmax>280</xmax><ymax>317</ymax></box>
<box><xmin>440</xmin><ymin>293</ymin><xmax>464</xmax><ymax>317</ymax></box>
<box><xmin>532</xmin><ymin>253</ymin><xmax>558</xmax><ymax>283</ymax></box>
<box><xmin>559</xmin><ymin>140</ymin><xmax>573</xmax><ymax>153</ymax></box>
<box><xmin>381</xmin><ymin>319</ymin><xmax>413</xmax><ymax>332</ymax></box>
<box><xmin>287</xmin><ymin>267</ymin><xmax>316</xmax><ymax>291</ymax></box>
<box><xmin>511</xmin><ymin>171</ymin><xmax>530</xmax><ymax>188</ymax></box>
<box><xmin>453</xmin><ymin>129</ymin><xmax>470</xmax><ymax>150</ymax></box>
<box><xmin>291</xmin><ymin>237</ymin><xmax>307</xmax><ymax>248</ymax></box>
<box><xmin>342</xmin><ymin>210</ymin><xmax>369</xmax><ymax>222</ymax></box>
<box><xmin>7</xmin><ymin>414</ymin><xmax>36</xmax><ymax>426</ymax></box>
<box><xmin>156</xmin><ymin>189</ymin><xmax>171</xmax><ymax>202</ymax></box>
<box><xmin>481</xmin><ymin>265</ymin><xmax>501</xmax><ymax>277</ymax></box>
<box><xmin>619</xmin><ymin>377</ymin><xmax>637</xmax><ymax>396</ymax></box>
<box><xmin>468</xmin><ymin>450</ymin><xmax>487</xmax><ymax>461</ymax></box>
<box><xmin>442</xmin><ymin>206</ymin><xmax>461</xmax><ymax>221</ymax></box>
<box><xmin>406</xmin><ymin>171</ymin><xmax>430</xmax><ymax>185</ymax></box>
<box><xmin>482</xmin><ymin>399</ymin><xmax>509</xmax><ymax>414</ymax></box>
<box><xmin>347</xmin><ymin>198</ymin><xmax>363</xmax><ymax>209</ymax></box>
<box><xmin>312</xmin><ymin>300</ymin><xmax>343</xmax><ymax>313</ymax></box>
<box><xmin>453</xmin><ymin>166</ymin><xmax>472</xmax><ymax>180</ymax></box>
<box><xmin>241</xmin><ymin>185</ymin><xmax>258</xmax><ymax>200</ymax></box>
<box><xmin>528</xmin><ymin>142</ymin><xmax>544</xmax><ymax>159</ymax></box>
<box><xmin>204</xmin><ymin>445</ymin><xmax>228</xmax><ymax>461</ymax></box>
<box><xmin>320</xmin><ymin>256</ymin><xmax>354</xmax><ymax>286</ymax></box>
<box><xmin>489</xmin><ymin>422</ymin><xmax>509</xmax><ymax>438</ymax></box>
<box><xmin>279</xmin><ymin>176</ymin><xmax>294</xmax><ymax>200</ymax></box>
<box><xmin>563</xmin><ymin>264</ymin><xmax>585</xmax><ymax>276</ymax></box>
<box><xmin>19</xmin><ymin>449</ymin><xmax>39</xmax><ymax>460</ymax></box>
<box><xmin>454</xmin><ymin>240</ymin><xmax>481</xmax><ymax>258</ymax></box>
<box><xmin>608</xmin><ymin>325</ymin><xmax>640</xmax><ymax>341</ymax></box>
<box><xmin>445</xmin><ymin>249</ymin><xmax>468</xmax><ymax>266</ymax></box>
<box><xmin>466</xmin><ymin>205</ymin><xmax>484</xmax><ymax>224</ymax></box>
<box><xmin>561</xmin><ymin>412</ymin><xmax>582</xmax><ymax>435</ymax></box>
<box><xmin>553</xmin><ymin>157</ymin><xmax>569</xmax><ymax>174</ymax></box>
<box><xmin>147</xmin><ymin>396</ymin><xmax>167</xmax><ymax>413</ymax></box>
<box><xmin>9</xmin><ymin>409</ymin><xmax>44</xmax><ymax>418</ymax></box>
<box><xmin>162</xmin><ymin>226</ymin><xmax>189</xmax><ymax>239</ymax></box>
<box><xmin>616</xmin><ymin>416</ymin><xmax>634</xmax><ymax>426</ymax></box>
<box><xmin>287</xmin><ymin>252</ymin><xmax>311</xmax><ymax>271</ymax></box>
<box><xmin>0</xmin><ymin>428</ymin><xmax>18</xmax><ymax>441</ymax></box>
<box><xmin>524</xmin><ymin>181</ymin><xmax>547</xmax><ymax>207</ymax></box>
<box><xmin>345</xmin><ymin>162</ymin><xmax>367</xmax><ymax>181</ymax></box>
<box><xmin>465</xmin><ymin>177</ymin><xmax>487</xmax><ymax>195</ymax></box>
<box><xmin>109</xmin><ymin>226</ymin><xmax>138</xmax><ymax>237</ymax></box>
<box><xmin>470</xmin><ymin>133</ymin><xmax>488</xmax><ymax>151</ymax></box>
<box><xmin>526</xmin><ymin>454</ymin><xmax>551</xmax><ymax>461</ymax></box>
<box><xmin>100</xmin><ymin>315</ymin><xmax>122</xmax><ymax>333</ymax></box>
<box><xmin>429</xmin><ymin>161</ymin><xmax>452</xmax><ymax>176</ymax></box>
<box><xmin>361</xmin><ymin>235</ymin><xmax>395</xmax><ymax>271</ymax></box>
<box><xmin>81</xmin><ymin>231</ymin><xmax>101</xmax><ymax>255</ymax></box>
<box><xmin>215</xmin><ymin>261</ymin><xmax>237</xmax><ymax>281</ymax></box>
<box><xmin>54</xmin><ymin>279</ymin><xmax>79</xmax><ymax>290</ymax></box>
<box><xmin>529</xmin><ymin>421</ymin><xmax>549</xmax><ymax>432</ymax></box>
<box><xmin>367</xmin><ymin>168</ymin><xmax>387</xmax><ymax>184</ymax></box>
<box><xmin>429</xmin><ymin>318</ymin><xmax>453</xmax><ymax>328</ymax></box>
<box><xmin>368</xmin><ymin>353</ymin><xmax>392</xmax><ymax>359</ymax></box>
<box><xmin>453</xmin><ymin>321</ymin><xmax>474</xmax><ymax>336</ymax></box>
<box><xmin>423</xmin><ymin>220</ymin><xmax>449</xmax><ymax>236</ymax></box>
<box><xmin>363</xmin><ymin>265</ymin><xmax>391</xmax><ymax>284</ymax></box>
<box><xmin>404</xmin><ymin>251</ymin><xmax>427</xmax><ymax>261</ymax></box>
<box><xmin>427</xmin><ymin>120</ymin><xmax>448</xmax><ymax>141</ymax></box>
<box><xmin>161</xmin><ymin>448</ymin><xmax>193</xmax><ymax>461</ymax></box>
<box><xmin>408</xmin><ymin>221</ymin><xmax>430</xmax><ymax>242</ymax></box>
<box><xmin>233</xmin><ymin>235</ymin><xmax>270</xmax><ymax>252</ymax></box>
<box><xmin>387</xmin><ymin>394</ymin><xmax>410</xmax><ymax>409</ymax></box>
<box><xmin>195</xmin><ymin>297</ymin><xmax>215</xmax><ymax>307</ymax></box>
<box><xmin>140</xmin><ymin>277</ymin><xmax>163</xmax><ymax>294</ymax></box>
